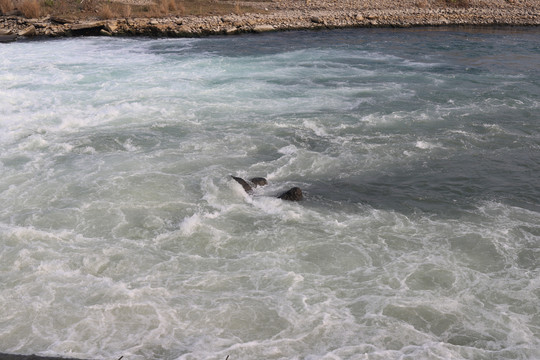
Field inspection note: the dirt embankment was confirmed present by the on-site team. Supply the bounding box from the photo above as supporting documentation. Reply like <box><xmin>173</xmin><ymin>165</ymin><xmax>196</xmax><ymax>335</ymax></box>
<box><xmin>1</xmin><ymin>0</ymin><xmax>539</xmax><ymax>41</ymax></box>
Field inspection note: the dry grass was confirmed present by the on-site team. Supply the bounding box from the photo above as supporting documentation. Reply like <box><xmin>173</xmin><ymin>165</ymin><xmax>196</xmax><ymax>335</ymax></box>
<box><xmin>174</xmin><ymin>0</ymin><xmax>255</xmax><ymax>16</ymax></box>
<box><xmin>7</xmin><ymin>0</ymin><xmax>258</xmax><ymax>20</ymax></box>
<box><xmin>98</xmin><ymin>2</ymin><xmax>133</xmax><ymax>18</ymax></box>
<box><xmin>0</xmin><ymin>0</ymin><xmax>14</xmax><ymax>14</ymax></box>
<box><xmin>147</xmin><ymin>0</ymin><xmax>180</xmax><ymax>16</ymax></box>
<box><xmin>114</xmin><ymin>2</ymin><xmax>132</xmax><ymax>17</ymax></box>
<box><xmin>414</xmin><ymin>0</ymin><xmax>470</xmax><ymax>8</ymax></box>
<box><xmin>19</xmin><ymin>0</ymin><xmax>41</xmax><ymax>17</ymax></box>
<box><xmin>444</xmin><ymin>0</ymin><xmax>470</xmax><ymax>7</ymax></box>
<box><xmin>98</xmin><ymin>3</ymin><xmax>113</xmax><ymax>18</ymax></box>
<box><xmin>127</xmin><ymin>0</ymin><xmax>253</xmax><ymax>17</ymax></box>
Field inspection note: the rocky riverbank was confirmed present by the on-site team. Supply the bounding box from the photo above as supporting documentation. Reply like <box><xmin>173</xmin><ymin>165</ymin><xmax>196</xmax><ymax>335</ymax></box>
<box><xmin>0</xmin><ymin>0</ymin><xmax>538</xmax><ymax>41</ymax></box>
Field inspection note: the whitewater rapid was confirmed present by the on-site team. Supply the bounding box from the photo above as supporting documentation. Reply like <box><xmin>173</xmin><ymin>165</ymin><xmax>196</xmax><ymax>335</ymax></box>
<box><xmin>1</xmin><ymin>28</ymin><xmax>539</xmax><ymax>359</ymax></box>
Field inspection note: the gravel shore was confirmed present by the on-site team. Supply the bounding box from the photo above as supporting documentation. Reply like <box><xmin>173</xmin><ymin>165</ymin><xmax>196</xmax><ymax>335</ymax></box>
<box><xmin>0</xmin><ymin>0</ymin><xmax>539</xmax><ymax>40</ymax></box>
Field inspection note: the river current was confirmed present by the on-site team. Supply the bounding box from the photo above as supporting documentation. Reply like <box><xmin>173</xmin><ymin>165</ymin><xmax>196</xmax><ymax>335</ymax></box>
<box><xmin>1</xmin><ymin>27</ymin><xmax>539</xmax><ymax>359</ymax></box>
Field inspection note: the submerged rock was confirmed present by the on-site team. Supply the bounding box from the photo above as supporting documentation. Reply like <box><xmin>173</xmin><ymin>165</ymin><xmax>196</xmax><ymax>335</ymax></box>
<box><xmin>231</xmin><ymin>175</ymin><xmax>269</xmax><ymax>193</ymax></box>
<box><xmin>231</xmin><ymin>175</ymin><xmax>253</xmax><ymax>194</ymax></box>
<box><xmin>232</xmin><ymin>175</ymin><xmax>302</xmax><ymax>201</ymax></box>
<box><xmin>278</xmin><ymin>187</ymin><xmax>303</xmax><ymax>201</ymax></box>
<box><xmin>250</xmin><ymin>177</ymin><xmax>268</xmax><ymax>187</ymax></box>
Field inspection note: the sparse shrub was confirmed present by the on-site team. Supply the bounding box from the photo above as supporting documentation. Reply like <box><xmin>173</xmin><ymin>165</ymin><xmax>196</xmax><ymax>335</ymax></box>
<box><xmin>146</xmin><ymin>0</ymin><xmax>178</xmax><ymax>16</ymax></box>
<box><xmin>80</xmin><ymin>0</ymin><xmax>98</xmax><ymax>12</ymax></box>
<box><xmin>158</xmin><ymin>0</ymin><xmax>178</xmax><ymax>13</ymax></box>
<box><xmin>52</xmin><ymin>0</ymin><xmax>69</xmax><ymax>14</ymax></box>
<box><xmin>116</xmin><ymin>3</ymin><xmax>131</xmax><ymax>17</ymax></box>
<box><xmin>100</xmin><ymin>3</ymin><xmax>131</xmax><ymax>19</ymax></box>
<box><xmin>444</xmin><ymin>0</ymin><xmax>470</xmax><ymax>7</ymax></box>
<box><xmin>19</xmin><ymin>0</ymin><xmax>41</xmax><ymax>18</ymax></box>
<box><xmin>165</xmin><ymin>0</ymin><xmax>177</xmax><ymax>12</ymax></box>
<box><xmin>177</xmin><ymin>1</ymin><xmax>185</xmax><ymax>15</ymax></box>
<box><xmin>0</xmin><ymin>0</ymin><xmax>14</xmax><ymax>14</ymax></box>
<box><xmin>98</xmin><ymin>3</ymin><xmax>113</xmax><ymax>18</ymax></box>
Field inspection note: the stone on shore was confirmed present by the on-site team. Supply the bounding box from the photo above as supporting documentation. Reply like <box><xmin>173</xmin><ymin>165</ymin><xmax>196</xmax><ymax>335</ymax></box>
<box><xmin>18</xmin><ymin>25</ymin><xmax>36</xmax><ymax>36</ymax></box>
<box><xmin>69</xmin><ymin>21</ymin><xmax>105</xmax><ymax>36</ymax></box>
<box><xmin>0</xmin><ymin>0</ymin><xmax>538</xmax><ymax>40</ymax></box>
<box><xmin>252</xmin><ymin>24</ymin><xmax>275</xmax><ymax>32</ymax></box>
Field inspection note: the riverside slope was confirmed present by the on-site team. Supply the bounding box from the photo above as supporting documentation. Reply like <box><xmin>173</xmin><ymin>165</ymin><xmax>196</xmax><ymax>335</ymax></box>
<box><xmin>0</xmin><ymin>0</ymin><xmax>539</xmax><ymax>40</ymax></box>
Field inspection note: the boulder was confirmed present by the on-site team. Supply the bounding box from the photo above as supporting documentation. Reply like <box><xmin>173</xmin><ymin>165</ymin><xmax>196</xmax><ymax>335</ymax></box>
<box><xmin>278</xmin><ymin>187</ymin><xmax>303</xmax><ymax>201</ymax></box>
<box><xmin>18</xmin><ymin>25</ymin><xmax>36</xmax><ymax>37</ymax></box>
<box><xmin>232</xmin><ymin>176</ymin><xmax>301</xmax><ymax>201</ymax></box>
<box><xmin>231</xmin><ymin>176</ymin><xmax>269</xmax><ymax>193</ymax></box>
<box><xmin>105</xmin><ymin>21</ymin><xmax>118</xmax><ymax>33</ymax></box>
<box><xmin>250</xmin><ymin>177</ymin><xmax>268</xmax><ymax>187</ymax></box>
<box><xmin>231</xmin><ymin>176</ymin><xmax>253</xmax><ymax>194</ymax></box>
<box><xmin>51</xmin><ymin>16</ymin><xmax>73</xmax><ymax>24</ymax></box>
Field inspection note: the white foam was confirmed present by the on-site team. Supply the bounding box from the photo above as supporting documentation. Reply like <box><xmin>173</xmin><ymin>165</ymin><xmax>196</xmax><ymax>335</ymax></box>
<box><xmin>1</xmin><ymin>32</ymin><xmax>539</xmax><ymax>360</ymax></box>
<box><xmin>277</xmin><ymin>144</ymin><xmax>298</xmax><ymax>155</ymax></box>
<box><xmin>179</xmin><ymin>213</ymin><xmax>201</xmax><ymax>236</ymax></box>
<box><xmin>415</xmin><ymin>140</ymin><xmax>439</xmax><ymax>149</ymax></box>
<box><xmin>303</xmin><ymin>120</ymin><xmax>328</xmax><ymax>137</ymax></box>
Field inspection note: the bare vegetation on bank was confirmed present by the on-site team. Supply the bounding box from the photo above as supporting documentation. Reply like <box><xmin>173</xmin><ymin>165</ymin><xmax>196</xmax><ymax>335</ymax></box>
<box><xmin>0</xmin><ymin>0</ymin><xmax>262</xmax><ymax>19</ymax></box>
<box><xmin>19</xmin><ymin>0</ymin><xmax>41</xmax><ymax>17</ymax></box>
<box><xmin>0</xmin><ymin>0</ymin><xmax>15</xmax><ymax>14</ymax></box>
<box><xmin>416</xmin><ymin>0</ymin><xmax>470</xmax><ymax>7</ymax></box>
<box><xmin>0</xmin><ymin>0</ymin><xmax>535</xmax><ymax>22</ymax></box>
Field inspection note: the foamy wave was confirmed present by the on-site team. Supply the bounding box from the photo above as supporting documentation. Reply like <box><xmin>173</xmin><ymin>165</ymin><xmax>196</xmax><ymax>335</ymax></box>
<box><xmin>277</xmin><ymin>144</ymin><xmax>298</xmax><ymax>155</ymax></box>
<box><xmin>179</xmin><ymin>213</ymin><xmax>201</xmax><ymax>236</ymax></box>
<box><xmin>415</xmin><ymin>140</ymin><xmax>439</xmax><ymax>149</ymax></box>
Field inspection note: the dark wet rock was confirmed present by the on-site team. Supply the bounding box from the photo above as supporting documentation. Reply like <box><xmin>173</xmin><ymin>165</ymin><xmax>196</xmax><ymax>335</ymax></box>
<box><xmin>231</xmin><ymin>175</ymin><xmax>253</xmax><ymax>194</ymax></box>
<box><xmin>0</xmin><ymin>34</ymin><xmax>17</xmax><ymax>42</ymax></box>
<box><xmin>69</xmin><ymin>21</ymin><xmax>105</xmax><ymax>36</ymax></box>
<box><xmin>278</xmin><ymin>187</ymin><xmax>303</xmax><ymax>201</ymax></box>
<box><xmin>232</xmin><ymin>175</ymin><xmax>269</xmax><ymax>193</ymax></box>
<box><xmin>250</xmin><ymin>177</ymin><xmax>268</xmax><ymax>187</ymax></box>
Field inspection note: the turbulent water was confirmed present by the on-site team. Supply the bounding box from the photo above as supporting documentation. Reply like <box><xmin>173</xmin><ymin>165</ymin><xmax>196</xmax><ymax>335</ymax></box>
<box><xmin>1</xmin><ymin>27</ymin><xmax>539</xmax><ymax>360</ymax></box>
